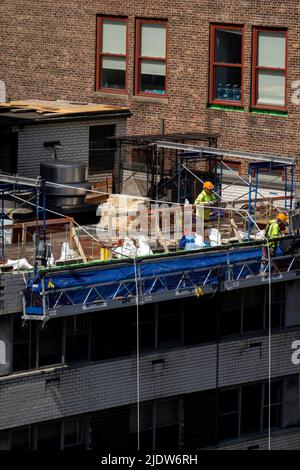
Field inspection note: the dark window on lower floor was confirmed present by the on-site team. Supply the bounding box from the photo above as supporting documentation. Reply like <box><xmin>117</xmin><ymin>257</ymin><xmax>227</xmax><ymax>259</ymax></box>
<box><xmin>89</xmin><ymin>125</ymin><xmax>116</xmax><ymax>174</ymax></box>
<box><xmin>12</xmin><ymin>319</ymin><xmax>37</xmax><ymax>372</ymax></box>
<box><xmin>241</xmin><ymin>383</ymin><xmax>262</xmax><ymax>434</ymax></box>
<box><xmin>36</xmin><ymin>422</ymin><xmax>61</xmax><ymax>450</ymax></box>
<box><xmin>218</xmin><ymin>376</ymin><xmax>296</xmax><ymax>442</ymax></box>
<box><xmin>184</xmin><ymin>296</ymin><xmax>217</xmax><ymax>345</ymax></box>
<box><xmin>220</xmin><ymin>291</ymin><xmax>241</xmax><ymax>336</ymax></box>
<box><xmin>65</xmin><ymin>316</ymin><xmax>90</xmax><ymax>363</ymax></box>
<box><xmin>38</xmin><ymin>318</ymin><xmax>63</xmax><ymax>367</ymax></box>
<box><xmin>218</xmin><ymin>389</ymin><xmax>239</xmax><ymax>440</ymax></box>
<box><xmin>63</xmin><ymin>418</ymin><xmax>87</xmax><ymax>450</ymax></box>
<box><xmin>129</xmin><ymin>399</ymin><xmax>180</xmax><ymax>451</ymax></box>
<box><xmin>91</xmin><ymin>307</ymin><xmax>133</xmax><ymax>361</ymax></box>
<box><xmin>11</xmin><ymin>427</ymin><xmax>34</xmax><ymax>450</ymax></box>
<box><xmin>0</xmin><ymin>416</ymin><xmax>90</xmax><ymax>450</ymax></box>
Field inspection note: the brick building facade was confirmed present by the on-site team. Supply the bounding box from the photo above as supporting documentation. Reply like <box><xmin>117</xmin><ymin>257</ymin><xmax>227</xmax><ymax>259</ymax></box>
<box><xmin>1</xmin><ymin>0</ymin><xmax>300</xmax><ymax>452</ymax></box>
<box><xmin>1</xmin><ymin>0</ymin><xmax>300</xmax><ymax>163</ymax></box>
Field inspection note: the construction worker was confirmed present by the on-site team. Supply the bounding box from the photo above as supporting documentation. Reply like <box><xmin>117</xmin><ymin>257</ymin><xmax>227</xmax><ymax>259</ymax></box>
<box><xmin>194</xmin><ymin>181</ymin><xmax>217</xmax><ymax>223</ymax></box>
<box><xmin>261</xmin><ymin>213</ymin><xmax>287</xmax><ymax>272</ymax></box>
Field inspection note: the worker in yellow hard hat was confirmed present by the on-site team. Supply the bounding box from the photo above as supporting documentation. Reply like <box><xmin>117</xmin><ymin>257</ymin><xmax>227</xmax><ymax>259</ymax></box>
<box><xmin>261</xmin><ymin>212</ymin><xmax>287</xmax><ymax>272</ymax></box>
<box><xmin>194</xmin><ymin>181</ymin><xmax>217</xmax><ymax>222</ymax></box>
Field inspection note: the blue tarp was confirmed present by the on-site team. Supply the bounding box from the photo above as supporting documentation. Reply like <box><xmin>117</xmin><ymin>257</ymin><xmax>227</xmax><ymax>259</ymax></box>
<box><xmin>25</xmin><ymin>247</ymin><xmax>262</xmax><ymax>310</ymax></box>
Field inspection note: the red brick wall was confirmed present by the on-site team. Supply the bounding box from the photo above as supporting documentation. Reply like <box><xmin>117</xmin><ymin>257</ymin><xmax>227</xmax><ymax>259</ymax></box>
<box><xmin>1</xmin><ymin>1</ymin><xmax>300</xmax><ymax>169</ymax></box>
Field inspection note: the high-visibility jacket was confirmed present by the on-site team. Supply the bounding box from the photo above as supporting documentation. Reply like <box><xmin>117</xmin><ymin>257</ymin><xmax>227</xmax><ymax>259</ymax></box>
<box><xmin>194</xmin><ymin>190</ymin><xmax>217</xmax><ymax>221</ymax></box>
<box><xmin>264</xmin><ymin>219</ymin><xmax>282</xmax><ymax>248</ymax></box>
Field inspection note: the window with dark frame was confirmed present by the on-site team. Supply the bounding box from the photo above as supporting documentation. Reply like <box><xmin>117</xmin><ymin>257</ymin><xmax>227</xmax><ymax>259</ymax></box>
<box><xmin>1</xmin><ymin>417</ymin><xmax>90</xmax><ymax>450</ymax></box>
<box><xmin>129</xmin><ymin>399</ymin><xmax>180</xmax><ymax>450</ymax></box>
<box><xmin>12</xmin><ymin>318</ymin><xmax>37</xmax><ymax>372</ymax></box>
<box><xmin>96</xmin><ymin>17</ymin><xmax>127</xmax><ymax>92</ymax></box>
<box><xmin>210</xmin><ymin>25</ymin><xmax>243</xmax><ymax>105</ymax></box>
<box><xmin>218</xmin><ymin>377</ymin><xmax>296</xmax><ymax>442</ymax></box>
<box><xmin>65</xmin><ymin>316</ymin><xmax>90</xmax><ymax>364</ymax></box>
<box><xmin>135</xmin><ymin>19</ymin><xmax>167</xmax><ymax>96</ymax></box>
<box><xmin>252</xmin><ymin>28</ymin><xmax>287</xmax><ymax>110</ymax></box>
<box><xmin>132</xmin><ymin>301</ymin><xmax>183</xmax><ymax>352</ymax></box>
<box><xmin>63</xmin><ymin>418</ymin><xmax>88</xmax><ymax>450</ymax></box>
<box><xmin>220</xmin><ymin>285</ymin><xmax>284</xmax><ymax>338</ymax></box>
<box><xmin>89</xmin><ymin>125</ymin><xmax>116</xmax><ymax>174</ymax></box>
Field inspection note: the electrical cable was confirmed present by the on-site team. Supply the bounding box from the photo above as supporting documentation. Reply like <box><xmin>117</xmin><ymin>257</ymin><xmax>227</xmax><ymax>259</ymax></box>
<box><xmin>133</xmin><ymin>257</ymin><xmax>140</xmax><ymax>451</ymax></box>
<box><xmin>267</xmin><ymin>243</ymin><xmax>272</xmax><ymax>451</ymax></box>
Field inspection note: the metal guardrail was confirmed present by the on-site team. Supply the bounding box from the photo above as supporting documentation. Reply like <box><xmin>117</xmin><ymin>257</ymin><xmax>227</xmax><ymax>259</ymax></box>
<box><xmin>22</xmin><ymin>239</ymin><xmax>300</xmax><ymax>321</ymax></box>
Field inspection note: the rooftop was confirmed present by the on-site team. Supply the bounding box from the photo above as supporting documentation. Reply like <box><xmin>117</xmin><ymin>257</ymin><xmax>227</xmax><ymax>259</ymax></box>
<box><xmin>0</xmin><ymin>99</ymin><xmax>131</xmax><ymax>128</ymax></box>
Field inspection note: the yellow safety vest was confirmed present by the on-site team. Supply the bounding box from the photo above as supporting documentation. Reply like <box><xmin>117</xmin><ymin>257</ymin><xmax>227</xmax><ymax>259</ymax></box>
<box><xmin>194</xmin><ymin>190</ymin><xmax>217</xmax><ymax>221</ymax></box>
<box><xmin>264</xmin><ymin>220</ymin><xmax>281</xmax><ymax>247</ymax></box>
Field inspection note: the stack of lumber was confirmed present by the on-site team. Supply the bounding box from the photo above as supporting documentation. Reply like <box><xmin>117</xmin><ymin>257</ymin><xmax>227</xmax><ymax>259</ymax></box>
<box><xmin>98</xmin><ymin>194</ymin><xmax>150</xmax><ymax>233</ymax></box>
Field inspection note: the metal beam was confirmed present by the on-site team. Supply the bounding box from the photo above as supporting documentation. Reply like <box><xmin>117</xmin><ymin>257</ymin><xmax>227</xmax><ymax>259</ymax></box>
<box><xmin>155</xmin><ymin>141</ymin><xmax>296</xmax><ymax>165</ymax></box>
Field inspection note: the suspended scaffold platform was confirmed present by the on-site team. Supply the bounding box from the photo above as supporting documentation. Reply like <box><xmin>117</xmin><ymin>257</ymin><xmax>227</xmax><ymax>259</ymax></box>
<box><xmin>23</xmin><ymin>235</ymin><xmax>300</xmax><ymax>322</ymax></box>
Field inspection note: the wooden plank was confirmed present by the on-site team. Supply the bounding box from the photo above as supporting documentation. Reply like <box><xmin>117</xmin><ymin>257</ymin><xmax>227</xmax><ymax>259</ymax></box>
<box><xmin>230</xmin><ymin>218</ymin><xmax>242</xmax><ymax>242</ymax></box>
<box><xmin>71</xmin><ymin>227</ymin><xmax>87</xmax><ymax>263</ymax></box>
<box><xmin>157</xmin><ymin>227</ymin><xmax>169</xmax><ymax>253</ymax></box>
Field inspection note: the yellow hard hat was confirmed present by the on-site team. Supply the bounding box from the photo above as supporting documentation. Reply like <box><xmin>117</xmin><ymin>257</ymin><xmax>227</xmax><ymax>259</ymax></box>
<box><xmin>276</xmin><ymin>213</ymin><xmax>287</xmax><ymax>223</ymax></box>
<box><xmin>203</xmin><ymin>181</ymin><xmax>214</xmax><ymax>190</ymax></box>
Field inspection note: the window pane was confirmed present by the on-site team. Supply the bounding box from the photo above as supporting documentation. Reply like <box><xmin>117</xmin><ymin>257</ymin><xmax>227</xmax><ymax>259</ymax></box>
<box><xmin>89</xmin><ymin>125</ymin><xmax>115</xmax><ymax>173</ymax></box>
<box><xmin>130</xmin><ymin>404</ymin><xmax>153</xmax><ymax>433</ymax></box>
<box><xmin>257</xmin><ymin>70</ymin><xmax>285</xmax><ymax>106</ymax></box>
<box><xmin>219</xmin><ymin>413</ymin><xmax>239</xmax><ymax>440</ymax></box>
<box><xmin>101</xmin><ymin>57</ymin><xmax>126</xmax><ymax>90</ymax></box>
<box><xmin>220</xmin><ymin>308</ymin><xmax>241</xmax><ymax>336</ymax></box>
<box><xmin>11</xmin><ymin>427</ymin><xmax>33</xmax><ymax>450</ymax></box>
<box><xmin>37</xmin><ymin>422</ymin><xmax>61</xmax><ymax>450</ymax></box>
<box><xmin>220</xmin><ymin>389</ymin><xmax>239</xmax><ymax>414</ymax></box>
<box><xmin>155</xmin><ymin>424</ymin><xmax>179</xmax><ymax>450</ymax></box>
<box><xmin>0</xmin><ymin>431</ymin><xmax>10</xmax><ymax>450</ymax></box>
<box><xmin>64</xmin><ymin>419</ymin><xmax>85</xmax><ymax>448</ymax></box>
<box><xmin>157</xmin><ymin>313</ymin><xmax>181</xmax><ymax>347</ymax></box>
<box><xmin>264</xmin><ymin>381</ymin><xmax>282</xmax><ymax>405</ymax></box>
<box><xmin>215</xmin><ymin>28</ymin><xmax>242</xmax><ymax>64</ymax></box>
<box><xmin>217</xmin><ymin>161</ymin><xmax>241</xmax><ymax>177</ymax></box>
<box><xmin>13</xmin><ymin>319</ymin><xmax>37</xmax><ymax>372</ymax></box>
<box><xmin>184</xmin><ymin>296</ymin><xmax>218</xmax><ymax>344</ymax></box>
<box><xmin>141</xmin><ymin>24</ymin><xmax>166</xmax><ymax>58</ymax></box>
<box><xmin>156</xmin><ymin>401</ymin><xmax>178</xmax><ymax>427</ymax></box>
<box><xmin>38</xmin><ymin>319</ymin><xmax>63</xmax><ymax>367</ymax></box>
<box><xmin>243</xmin><ymin>287</ymin><xmax>264</xmax><ymax>332</ymax></box>
<box><xmin>241</xmin><ymin>384</ymin><xmax>262</xmax><ymax>434</ymax></box>
<box><xmin>102</xmin><ymin>20</ymin><xmax>126</xmax><ymax>55</ymax></box>
<box><xmin>263</xmin><ymin>404</ymin><xmax>282</xmax><ymax>429</ymax></box>
<box><xmin>214</xmin><ymin>66</ymin><xmax>242</xmax><ymax>101</ymax></box>
<box><xmin>258</xmin><ymin>31</ymin><xmax>286</xmax><ymax>68</ymax></box>
<box><xmin>140</xmin><ymin>60</ymin><xmax>166</xmax><ymax>94</ymax></box>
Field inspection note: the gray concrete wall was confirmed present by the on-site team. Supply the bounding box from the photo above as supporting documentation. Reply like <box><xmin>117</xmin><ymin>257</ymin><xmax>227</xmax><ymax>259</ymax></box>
<box><xmin>0</xmin><ymin>330</ymin><xmax>299</xmax><ymax>431</ymax></box>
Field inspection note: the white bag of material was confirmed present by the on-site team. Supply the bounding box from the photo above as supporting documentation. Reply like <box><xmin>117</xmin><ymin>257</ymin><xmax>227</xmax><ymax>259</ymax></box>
<box><xmin>58</xmin><ymin>242</ymin><xmax>77</xmax><ymax>262</ymax></box>
<box><xmin>194</xmin><ymin>234</ymin><xmax>204</xmax><ymax>248</ymax></box>
<box><xmin>136</xmin><ymin>236</ymin><xmax>153</xmax><ymax>257</ymax></box>
<box><xmin>115</xmin><ymin>237</ymin><xmax>137</xmax><ymax>259</ymax></box>
<box><xmin>7</xmin><ymin>258</ymin><xmax>33</xmax><ymax>270</ymax></box>
<box><xmin>208</xmin><ymin>228</ymin><xmax>221</xmax><ymax>247</ymax></box>
<box><xmin>255</xmin><ymin>230</ymin><xmax>265</xmax><ymax>240</ymax></box>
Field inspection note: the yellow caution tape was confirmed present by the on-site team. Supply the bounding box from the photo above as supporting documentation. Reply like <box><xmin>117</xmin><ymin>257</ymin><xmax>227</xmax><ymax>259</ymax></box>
<box><xmin>195</xmin><ymin>287</ymin><xmax>204</xmax><ymax>298</ymax></box>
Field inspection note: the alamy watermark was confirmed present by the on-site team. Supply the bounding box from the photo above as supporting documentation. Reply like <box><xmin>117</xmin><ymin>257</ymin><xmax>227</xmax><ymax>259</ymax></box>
<box><xmin>96</xmin><ymin>201</ymin><xmax>206</xmax><ymax>242</ymax></box>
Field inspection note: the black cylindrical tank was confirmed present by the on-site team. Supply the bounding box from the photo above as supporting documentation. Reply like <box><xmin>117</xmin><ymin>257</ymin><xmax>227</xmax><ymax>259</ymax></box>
<box><xmin>40</xmin><ymin>161</ymin><xmax>90</xmax><ymax>209</ymax></box>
